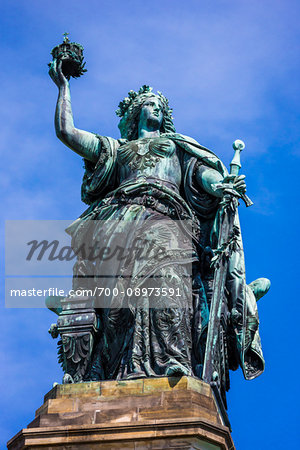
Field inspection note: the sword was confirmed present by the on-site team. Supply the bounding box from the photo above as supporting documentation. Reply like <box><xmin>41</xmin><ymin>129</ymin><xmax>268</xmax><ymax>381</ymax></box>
<box><xmin>202</xmin><ymin>139</ymin><xmax>250</xmax><ymax>384</ymax></box>
<box><xmin>211</xmin><ymin>140</ymin><xmax>253</xmax><ymax>207</ymax></box>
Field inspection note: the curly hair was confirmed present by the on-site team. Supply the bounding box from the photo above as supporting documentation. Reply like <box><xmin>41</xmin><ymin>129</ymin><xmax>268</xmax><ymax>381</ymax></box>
<box><xmin>117</xmin><ymin>92</ymin><xmax>176</xmax><ymax>141</ymax></box>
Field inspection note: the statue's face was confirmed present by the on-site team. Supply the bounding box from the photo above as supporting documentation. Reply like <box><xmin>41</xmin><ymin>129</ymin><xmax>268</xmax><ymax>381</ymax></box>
<box><xmin>139</xmin><ymin>96</ymin><xmax>163</xmax><ymax>131</ymax></box>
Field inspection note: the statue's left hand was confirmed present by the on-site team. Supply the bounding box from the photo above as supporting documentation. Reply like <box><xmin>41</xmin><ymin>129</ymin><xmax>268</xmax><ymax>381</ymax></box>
<box><xmin>221</xmin><ymin>174</ymin><xmax>247</xmax><ymax>197</ymax></box>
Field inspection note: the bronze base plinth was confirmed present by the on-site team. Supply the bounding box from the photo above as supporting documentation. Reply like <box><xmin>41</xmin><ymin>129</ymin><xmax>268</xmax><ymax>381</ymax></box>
<box><xmin>8</xmin><ymin>376</ymin><xmax>234</xmax><ymax>449</ymax></box>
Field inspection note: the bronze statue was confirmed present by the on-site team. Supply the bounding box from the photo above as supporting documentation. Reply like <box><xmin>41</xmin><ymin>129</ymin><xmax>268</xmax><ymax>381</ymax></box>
<box><xmin>48</xmin><ymin>41</ymin><xmax>270</xmax><ymax>409</ymax></box>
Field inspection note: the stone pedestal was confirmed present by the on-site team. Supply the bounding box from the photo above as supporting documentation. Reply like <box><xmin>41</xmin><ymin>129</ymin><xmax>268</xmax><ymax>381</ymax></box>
<box><xmin>7</xmin><ymin>377</ymin><xmax>235</xmax><ymax>449</ymax></box>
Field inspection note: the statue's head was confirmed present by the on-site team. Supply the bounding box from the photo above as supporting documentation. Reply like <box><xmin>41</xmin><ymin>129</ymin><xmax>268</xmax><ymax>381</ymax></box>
<box><xmin>116</xmin><ymin>85</ymin><xmax>176</xmax><ymax>140</ymax></box>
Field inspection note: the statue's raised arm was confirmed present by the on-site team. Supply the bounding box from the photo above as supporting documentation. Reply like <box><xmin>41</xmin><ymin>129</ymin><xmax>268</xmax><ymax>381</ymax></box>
<box><xmin>49</xmin><ymin>58</ymin><xmax>100</xmax><ymax>163</ymax></box>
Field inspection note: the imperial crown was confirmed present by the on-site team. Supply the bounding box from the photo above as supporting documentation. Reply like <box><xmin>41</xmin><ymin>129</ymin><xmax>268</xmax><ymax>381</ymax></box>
<box><xmin>50</xmin><ymin>33</ymin><xmax>87</xmax><ymax>79</ymax></box>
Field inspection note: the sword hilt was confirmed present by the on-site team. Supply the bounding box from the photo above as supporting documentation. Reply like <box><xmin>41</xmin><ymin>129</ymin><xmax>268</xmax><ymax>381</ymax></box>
<box><xmin>230</xmin><ymin>140</ymin><xmax>253</xmax><ymax>207</ymax></box>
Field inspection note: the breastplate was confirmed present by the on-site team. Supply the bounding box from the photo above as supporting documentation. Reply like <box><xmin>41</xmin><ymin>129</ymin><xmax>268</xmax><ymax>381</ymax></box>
<box><xmin>117</xmin><ymin>137</ymin><xmax>176</xmax><ymax>171</ymax></box>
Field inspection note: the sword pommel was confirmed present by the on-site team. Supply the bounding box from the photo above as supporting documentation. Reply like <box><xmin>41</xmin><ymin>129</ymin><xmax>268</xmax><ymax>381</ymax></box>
<box><xmin>230</xmin><ymin>139</ymin><xmax>245</xmax><ymax>176</ymax></box>
<box><xmin>230</xmin><ymin>139</ymin><xmax>253</xmax><ymax>207</ymax></box>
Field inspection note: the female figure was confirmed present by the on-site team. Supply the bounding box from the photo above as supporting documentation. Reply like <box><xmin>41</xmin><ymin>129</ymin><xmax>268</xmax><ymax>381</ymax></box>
<box><xmin>49</xmin><ymin>60</ymin><xmax>267</xmax><ymax>403</ymax></box>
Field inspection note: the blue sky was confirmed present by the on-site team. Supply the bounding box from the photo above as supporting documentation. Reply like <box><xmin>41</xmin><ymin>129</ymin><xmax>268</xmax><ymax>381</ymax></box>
<box><xmin>1</xmin><ymin>0</ymin><xmax>299</xmax><ymax>448</ymax></box>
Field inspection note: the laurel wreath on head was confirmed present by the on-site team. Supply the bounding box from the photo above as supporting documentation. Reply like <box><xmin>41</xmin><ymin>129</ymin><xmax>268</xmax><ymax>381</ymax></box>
<box><xmin>116</xmin><ymin>85</ymin><xmax>176</xmax><ymax>140</ymax></box>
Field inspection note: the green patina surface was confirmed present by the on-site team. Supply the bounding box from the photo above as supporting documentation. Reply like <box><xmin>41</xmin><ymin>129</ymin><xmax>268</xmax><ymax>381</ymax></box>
<box><xmin>47</xmin><ymin>37</ymin><xmax>270</xmax><ymax>412</ymax></box>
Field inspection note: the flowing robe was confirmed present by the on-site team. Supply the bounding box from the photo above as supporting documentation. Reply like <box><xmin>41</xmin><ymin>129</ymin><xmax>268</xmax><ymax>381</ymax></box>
<box><xmin>66</xmin><ymin>133</ymin><xmax>264</xmax><ymax>393</ymax></box>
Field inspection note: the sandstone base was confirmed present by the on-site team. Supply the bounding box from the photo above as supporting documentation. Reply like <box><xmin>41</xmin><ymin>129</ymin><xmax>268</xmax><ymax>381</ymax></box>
<box><xmin>7</xmin><ymin>376</ymin><xmax>234</xmax><ymax>449</ymax></box>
